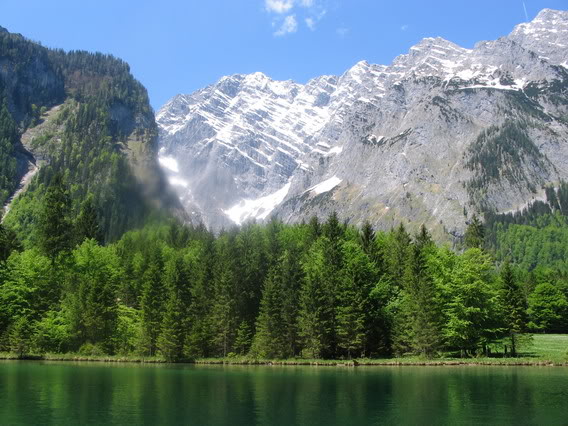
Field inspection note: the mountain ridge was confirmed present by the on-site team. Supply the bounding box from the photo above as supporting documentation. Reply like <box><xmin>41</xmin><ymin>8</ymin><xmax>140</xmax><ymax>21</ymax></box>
<box><xmin>158</xmin><ymin>8</ymin><xmax>568</xmax><ymax>237</ymax></box>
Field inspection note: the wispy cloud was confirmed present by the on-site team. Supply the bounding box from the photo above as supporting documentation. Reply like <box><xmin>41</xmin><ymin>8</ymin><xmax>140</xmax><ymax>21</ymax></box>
<box><xmin>305</xmin><ymin>17</ymin><xmax>316</xmax><ymax>31</ymax></box>
<box><xmin>336</xmin><ymin>26</ymin><xmax>349</xmax><ymax>38</ymax></box>
<box><xmin>400</xmin><ymin>24</ymin><xmax>409</xmax><ymax>31</ymax></box>
<box><xmin>274</xmin><ymin>15</ymin><xmax>298</xmax><ymax>36</ymax></box>
<box><xmin>264</xmin><ymin>0</ymin><xmax>328</xmax><ymax>34</ymax></box>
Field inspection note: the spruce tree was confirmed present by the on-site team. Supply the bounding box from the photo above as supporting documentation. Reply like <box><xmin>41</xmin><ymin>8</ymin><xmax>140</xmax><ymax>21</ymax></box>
<box><xmin>251</xmin><ymin>266</ymin><xmax>287</xmax><ymax>358</ymax></box>
<box><xmin>335</xmin><ymin>241</ymin><xmax>375</xmax><ymax>359</ymax></box>
<box><xmin>464</xmin><ymin>215</ymin><xmax>485</xmax><ymax>249</ymax></box>
<box><xmin>38</xmin><ymin>173</ymin><xmax>72</xmax><ymax>261</ymax></box>
<box><xmin>298</xmin><ymin>239</ymin><xmax>336</xmax><ymax>358</ymax></box>
<box><xmin>405</xmin><ymin>242</ymin><xmax>441</xmax><ymax>357</ymax></box>
<box><xmin>209</xmin><ymin>236</ymin><xmax>237</xmax><ymax>357</ymax></box>
<box><xmin>158</xmin><ymin>291</ymin><xmax>185</xmax><ymax>361</ymax></box>
<box><xmin>159</xmin><ymin>254</ymin><xmax>191</xmax><ymax>361</ymax></box>
<box><xmin>359</xmin><ymin>221</ymin><xmax>376</xmax><ymax>255</ymax></box>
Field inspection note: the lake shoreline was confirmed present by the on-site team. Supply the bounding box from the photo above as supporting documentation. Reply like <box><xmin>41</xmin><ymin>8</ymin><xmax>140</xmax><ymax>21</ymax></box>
<box><xmin>1</xmin><ymin>352</ymin><xmax>567</xmax><ymax>367</ymax></box>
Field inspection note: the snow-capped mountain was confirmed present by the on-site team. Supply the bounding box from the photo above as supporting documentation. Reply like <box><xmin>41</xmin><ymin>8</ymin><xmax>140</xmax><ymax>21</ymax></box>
<box><xmin>157</xmin><ymin>9</ymin><xmax>568</xmax><ymax>236</ymax></box>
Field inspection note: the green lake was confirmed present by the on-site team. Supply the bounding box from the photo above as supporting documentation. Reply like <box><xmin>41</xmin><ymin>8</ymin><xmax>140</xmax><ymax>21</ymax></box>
<box><xmin>1</xmin><ymin>361</ymin><xmax>568</xmax><ymax>425</ymax></box>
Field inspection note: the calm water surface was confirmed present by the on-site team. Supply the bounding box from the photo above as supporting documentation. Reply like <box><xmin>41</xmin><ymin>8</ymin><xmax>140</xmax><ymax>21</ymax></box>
<box><xmin>1</xmin><ymin>361</ymin><xmax>568</xmax><ymax>425</ymax></box>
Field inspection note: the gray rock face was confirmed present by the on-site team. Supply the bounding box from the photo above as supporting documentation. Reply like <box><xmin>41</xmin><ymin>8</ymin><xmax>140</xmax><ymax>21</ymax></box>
<box><xmin>157</xmin><ymin>9</ymin><xmax>568</xmax><ymax>237</ymax></box>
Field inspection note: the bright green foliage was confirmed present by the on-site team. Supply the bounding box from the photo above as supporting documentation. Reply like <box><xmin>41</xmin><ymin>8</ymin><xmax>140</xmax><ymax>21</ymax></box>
<box><xmin>33</xmin><ymin>310</ymin><xmax>71</xmax><ymax>353</ymax></box>
<box><xmin>527</xmin><ymin>282</ymin><xmax>568</xmax><ymax>332</ymax></box>
<box><xmin>9</xmin><ymin>316</ymin><xmax>34</xmax><ymax>357</ymax></box>
<box><xmin>443</xmin><ymin>249</ymin><xmax>502</xmax><ymax>355</ymax></box>
<box><xmin>65</xmin><ymin>240</ymin><xmax>121</xmax><ymax>353</ymax></box>
<box><xmin>1</xmin><ymin>213</ymin><xmax>567</xmax><ymax>360</ymax></box>
<box><xmin>0</xmin><ymin>249</ymin><xmax>54</xmax><ymax>341</ymax></box>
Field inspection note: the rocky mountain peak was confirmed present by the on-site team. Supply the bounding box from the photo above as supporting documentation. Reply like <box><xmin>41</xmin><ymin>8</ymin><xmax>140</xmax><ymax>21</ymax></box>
<box><xmin>157</xmin><ymin>9</ymin><xmax>568</xmax><ymax>236</ymax></box>
<box><xmin>508</xmin><ymin>8</ymin><xmax>568</xmax><ymax>65</ymax></box>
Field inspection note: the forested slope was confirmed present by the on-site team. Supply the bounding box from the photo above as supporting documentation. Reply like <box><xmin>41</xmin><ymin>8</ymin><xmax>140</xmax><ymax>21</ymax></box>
<box><xmin>0</xmin><ymin>27</ymin><xmax>183</xmax><ymax>244</ymax></box>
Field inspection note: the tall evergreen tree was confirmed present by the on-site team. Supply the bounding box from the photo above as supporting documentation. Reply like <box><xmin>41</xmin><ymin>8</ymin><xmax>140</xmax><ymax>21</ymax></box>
<box><xmin>251</xmin><ymin>266</ymin><xmax>287</xmax><ymax>358</ymax></box>
<box><xmin>140</xmin><ymin>247</ymin><xmax>164</xmax><ymax>356</ymax></box>
<box><xmin>209</xmin><ymin>236</ymin><xmax>237</xmax><ymax>357</ymax></box>
<box><xmin>159</xmin><ymin>253</ymin><xmax>191</xmax><ymax>361</ymax></box>
<box><xmin>335</xmin><ymin>241</ymin><xmax>376</xmax><ymax>358</ymax></box>
<box><xmin>298</xmin><ymin>239</ymin><xmax>337</xmax><ymax>358</ymax></box>
<box><xmin>75</xmin><ymin>195</ymin><xmax>103</xmax><ymax>244</ymax></box>
<box><xmin>403</xmin><ymin>240</ymin><xmax>442</xmax><ymax>357</ymax></box>
<box><xmin>38</xmin><ymin>173</ymin><xmax>72</xmax><ymax>261</ymax></box>
<box><xmin>388</xmin><ymin>223</ymin><xmax>411</xmax><ymax>288</ymax></box>
<box><xmin>464</xmin><ymin>215</ymin><xmax>485</xmax><ymax>249</ymax></box>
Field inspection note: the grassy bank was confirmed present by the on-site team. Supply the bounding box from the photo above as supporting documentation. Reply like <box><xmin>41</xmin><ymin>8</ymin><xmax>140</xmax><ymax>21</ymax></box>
<box><xmin>1</xmin><ymin>335</ymin><xmax>567</xmax><ymax>366</ymax></box>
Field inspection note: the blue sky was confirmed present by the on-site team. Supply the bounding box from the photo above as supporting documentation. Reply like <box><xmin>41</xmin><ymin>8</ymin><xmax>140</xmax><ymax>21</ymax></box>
<box><xmin>1</xmin><ymin>1</ymin><xmax>566</xmax><ymax>109</ymax></box>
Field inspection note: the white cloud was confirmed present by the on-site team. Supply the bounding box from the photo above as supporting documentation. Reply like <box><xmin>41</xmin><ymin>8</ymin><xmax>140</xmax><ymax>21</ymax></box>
<box><xmin>265</xmin><ymin>0</ymin><xmax>327</xmax><ymax>35</ymax></box>
<box><xmin>265</xmin><ymin>0</ymin><xmax>294</xmax><ymax>14</ymax></box>
<box><xmin>274</xmin><ymin>15</ymin><xmax>298</xmax><ymax>36</ymax></box>
<box><xmin>305</xmin><ymin>17</ymin><xmax>316</xmax><ymax>30</ymax></box>
<box><xmin>336</xmin><ymin>26</ymin><xmax>349</xmax><ymax>37</ymax></box>
<box><xmin>400</xmin><ymin>24</ymin><xmax>409</xmax><ymax>31</ymax></box>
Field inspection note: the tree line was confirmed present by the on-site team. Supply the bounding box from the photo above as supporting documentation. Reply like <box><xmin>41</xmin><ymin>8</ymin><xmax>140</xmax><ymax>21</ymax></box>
<box><xmin>1</xmin><ymin>179</ymin><xmax>567</xmax><ymax>361</ymax></box>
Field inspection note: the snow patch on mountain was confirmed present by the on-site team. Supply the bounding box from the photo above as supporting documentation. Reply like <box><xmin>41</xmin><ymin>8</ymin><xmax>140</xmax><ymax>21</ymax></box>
<box><xmin>224</xmin><ymin>180</ymin><xmax>292</xmax><ymax>225</ymax></box>
<box><xmin>307</xmin><ymin>176</ymin><xmax>342</xmax><ymax>195</ymax></box>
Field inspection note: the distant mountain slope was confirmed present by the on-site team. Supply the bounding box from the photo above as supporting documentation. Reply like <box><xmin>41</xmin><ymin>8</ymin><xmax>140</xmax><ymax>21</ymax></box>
<box><xmin>0</xmin><ymin>28</ymin><xmax>185</xmax><ymax>243</ymax></box>
<box><xmin>158</xmin><ymin>8</ymin><xmax>568</xmax><ymax>238</ymax></box>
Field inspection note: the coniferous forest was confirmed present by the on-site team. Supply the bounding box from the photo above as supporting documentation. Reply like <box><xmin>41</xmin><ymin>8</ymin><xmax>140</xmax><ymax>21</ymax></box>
<box><xmin>1</xmin><ymin>184</ymin><xmax>567</xmax><ymax>361</ymax></box>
